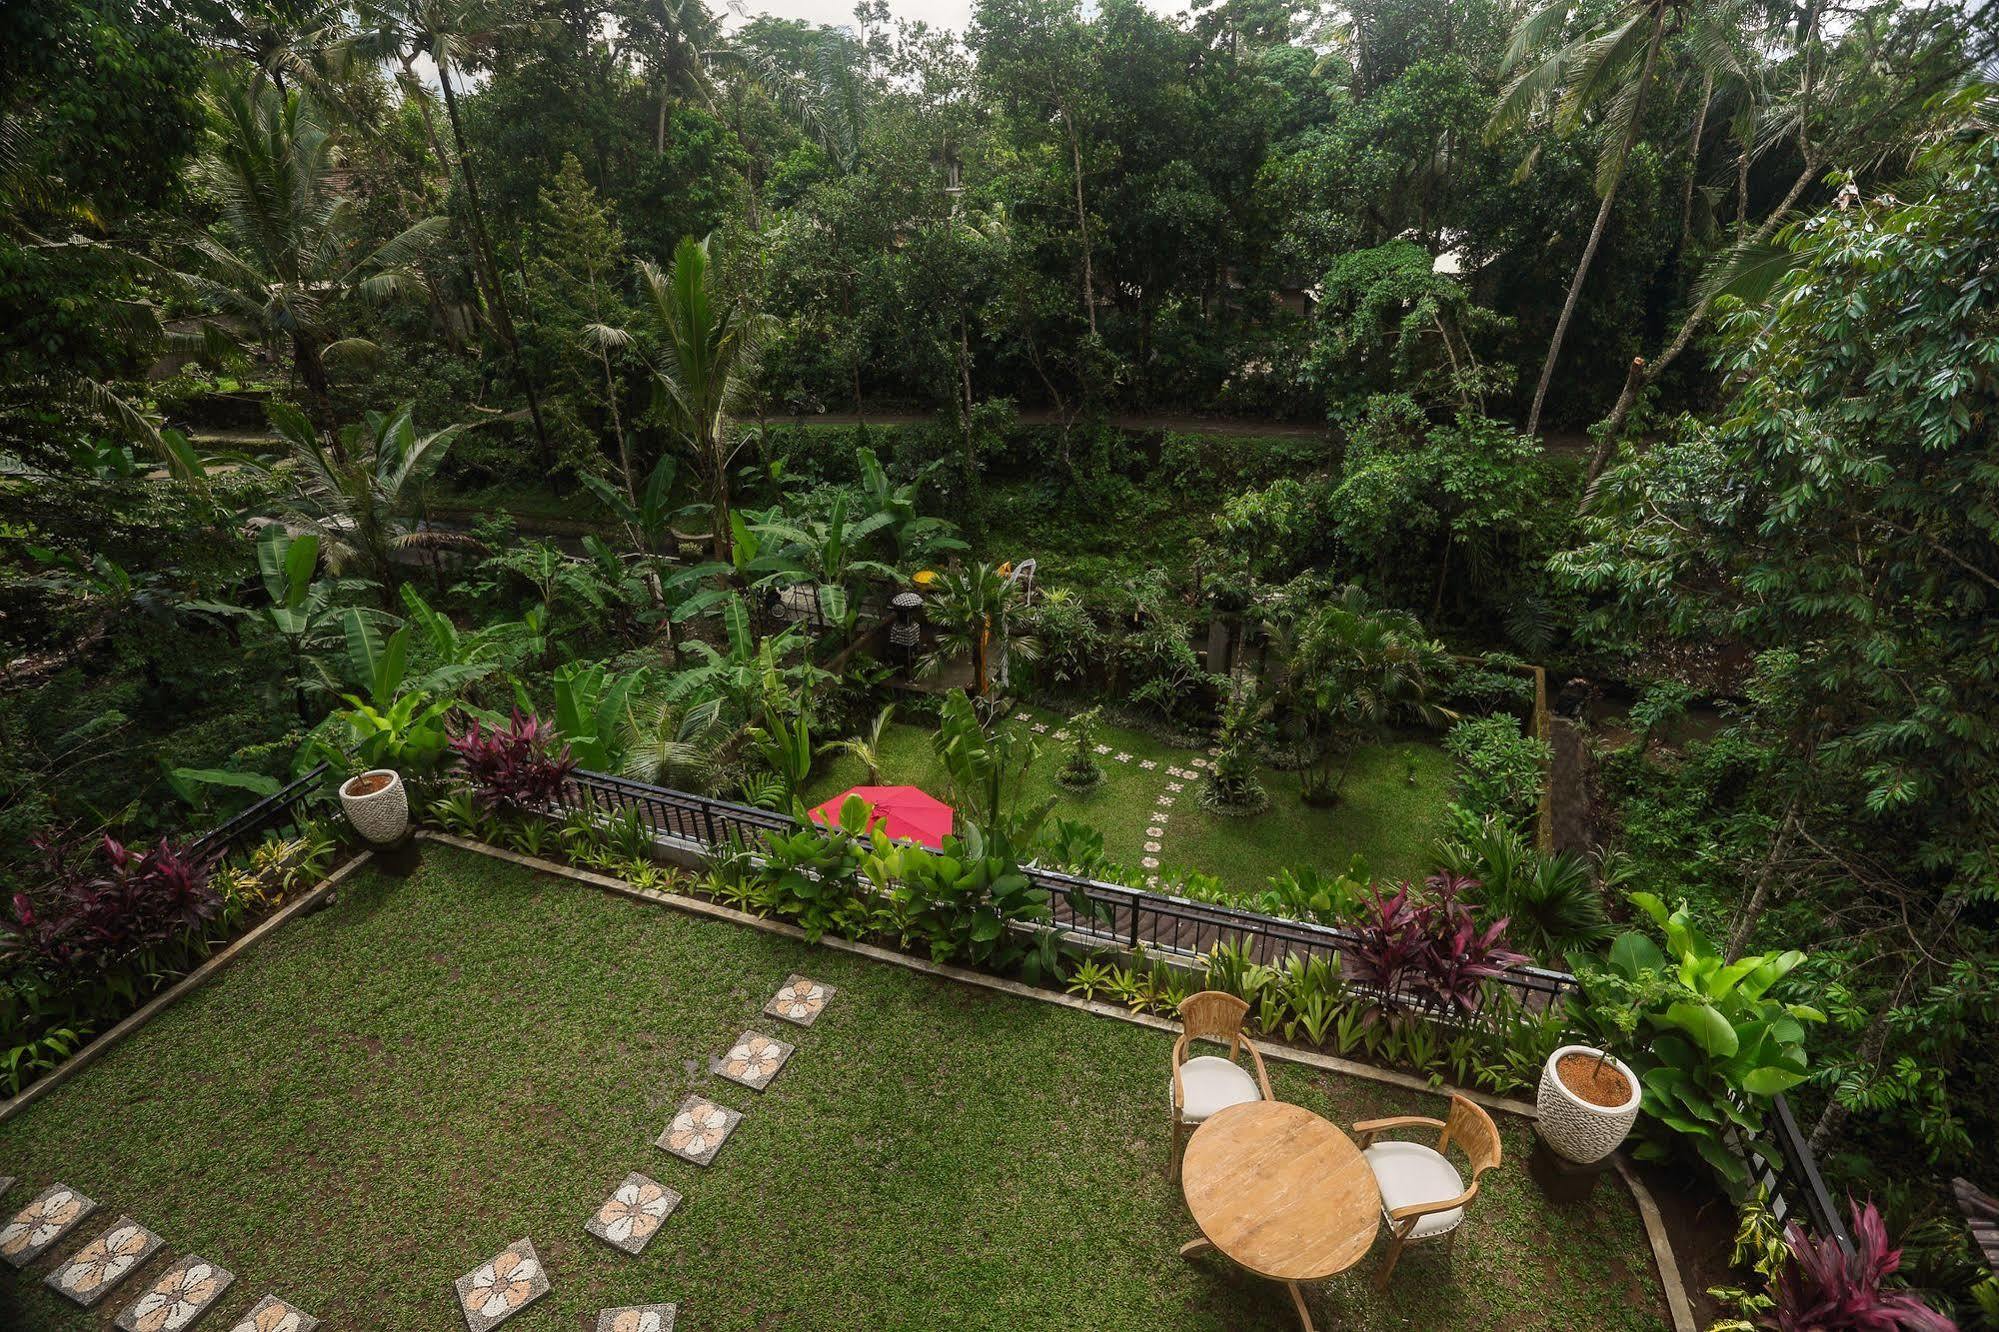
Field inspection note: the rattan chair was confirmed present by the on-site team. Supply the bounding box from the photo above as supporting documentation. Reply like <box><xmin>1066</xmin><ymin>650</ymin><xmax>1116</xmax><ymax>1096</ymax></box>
<box><xmin>1353</xmin><ymin>1094</ymin><xmax>1503</xmax><ymax>1288</ymax></box>
<box><xmin>1168</xmin><ymin>990</ymin><xmax>1274</xmax><ymax>1181</ymax></box>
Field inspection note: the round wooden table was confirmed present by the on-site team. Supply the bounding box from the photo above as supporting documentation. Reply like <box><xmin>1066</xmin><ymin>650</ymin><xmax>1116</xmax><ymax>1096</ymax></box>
<box><xmin>1180</xmin><ymin>1100</ymin><xmax>1381</xmax><ymax>1331</ymax></box>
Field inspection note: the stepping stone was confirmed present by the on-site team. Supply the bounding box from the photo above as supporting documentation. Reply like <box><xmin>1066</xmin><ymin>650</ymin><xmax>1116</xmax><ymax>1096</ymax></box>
<box><xmin>47</xmin><ymin>1217</ymin><xmax>162</xmax><ymax>1307</ymax></box>
<box><xmin>1031</xmin><ymin>722</ymin><xmax>1047</xmax><ymax>733</ymax></box>
<box><xmin>1145</xmin><ymin>842</ymin><xmax>1161</xmax><ymax>853</ymax></box>
<box><xmin>764</xmin><ymin>975</ymin><xmax>835</xmax><ymax>1027</ymax></box>
<box><xmin>597</xmin><ymin>1305</ymin><xmax>677</xmax><ymax>1332</ymax></box>
<box><xmin>1093</xmin><ymin>743</ymin><xmax>1111</xmax><ymax>754</ymax></box>
<box><xmin>117</xmin><ymin>1256</ymin><xmax>235</xmax><ymax>1332</ymax></box>
<box><xmin>1113</xmin><ymin>752</ymin><xmax>1131</xmax><ymax>763</ymax></box>
<box><xmin>585</xmin><ymin>1173</ymin><xmax>679</xmax><ymax>1256</ymax></box>
<box><xmin>713</xmin><ymin>1030</ymin><xmax>794</xmax><ymax>1092</ymax></box>
<box><xmin>1145</xmin><ymin>876</ymin><xmax>1159</xmax><ymax>887</ymax></box>
<box><xmin>1142</xmin><ymin>857</ymin><xmax>1159</xmax><ymax>869</ymax></box>
<box><xmin>1207</xmin><ymin>746</ymin><xmax>1222</xmax><ymax>756</ymax></box>
<box><xmin>1191</xmin><ymin>758</ymin><xmax>1211</xmax><ymax>770</ymax></box>
<box><xmin>1</xmin><ymin>1182</ymin><xmax>97</xmax><ymax>1268</ymax></box>
<box><xmin>657</xmin><ymin>1095</ymin><xmax>741</xmax><ymax>1167</ymax></box>
<box><xmin>1146</xmin><ymin>827</ymin><xmax>1163</xmax><ymax>838</ymax></box>
<box><xmin>1138</xmin><ymin>759</ymin><xmax>1156</xmax><ymax>770</ymax></box>
<box><xmin>452</xmin><ymin>1239</ymin><xmax>546</xmax><ymax>1332</ymax></box>
<box><xmin>1156</xmin><ymin>796</ymin><xmax>1175</xmax><ymax>807</ymax></box>
<box><xmin>1167</xmin><ymin>782</ymin><xmax>1183</xmax><ymax>792</ymax></box>
<box><xmin>1013</xmin><ymin>712</ymin><xmax>1032</xmax><ymax>722</ymax></box>
<box><xmin>1153</xmin><ymin>811</ymin><xmax>1170</xmax><ymax>821</ymax></box>
<box><xmin>226</xmin><ymin>1295</ymin><xmax>319</xmax><ymax>1332</ymax></box>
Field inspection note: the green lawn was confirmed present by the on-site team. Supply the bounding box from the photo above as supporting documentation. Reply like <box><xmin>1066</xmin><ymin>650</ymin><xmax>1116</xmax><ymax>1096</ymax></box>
<box><xmin>0</xmin><ymin>844</ymin><xmax>1667</xmax><ymax>1331</ymax></box>
<box><xmin>806</xmin><ymin>705</ymin><xmax>1453</xmax><ymax>891</ymax></box>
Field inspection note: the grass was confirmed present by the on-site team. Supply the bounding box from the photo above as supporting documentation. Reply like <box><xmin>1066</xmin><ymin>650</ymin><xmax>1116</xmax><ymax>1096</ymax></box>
<box><xmin>806</xmin><ymin>704</ymin><xmax>1454</xmax><ymax>891</ymax></box>
<box><xmin>0</xmin><ymin>844</ymin><xmax>1667</xmax><ymax>1331</ymax></box>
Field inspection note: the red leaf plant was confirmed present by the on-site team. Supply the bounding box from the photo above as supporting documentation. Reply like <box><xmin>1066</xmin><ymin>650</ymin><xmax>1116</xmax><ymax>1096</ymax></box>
<box><xmin>449</xmin><ymin>709</ymin><xmax>576</xmax><ymax>812</ymax></box>
<box><xmin>1348</xmin><ymin>872</ymin><xmax>1528</xmax><ymax>1015</ymax></box>
<box><xmin>1766</xmin><ymin>1199</ymin><xmax>1956</xmax><ymax>1331</ymax></box>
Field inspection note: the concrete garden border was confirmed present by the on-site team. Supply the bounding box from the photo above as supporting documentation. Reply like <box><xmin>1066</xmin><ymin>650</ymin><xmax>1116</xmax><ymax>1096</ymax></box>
<box><xmin>0</xmin><ymin>851</ymin><xmax>374</xmax><ymax>1127</ymax></box>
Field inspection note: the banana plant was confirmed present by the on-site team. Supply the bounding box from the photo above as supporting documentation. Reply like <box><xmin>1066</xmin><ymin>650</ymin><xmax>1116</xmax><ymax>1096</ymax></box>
<box><xmin>548</xmin><ymin>660</ymin><xmax>651</xmax><ymax>772</ymax></box>
<box><xmin>1582</xmin><ymin>891</ymin><xmax>1822</xmax><ymax>1185</ymax></box>
<box><xmin>855</xmin><ymin>447</ymin><xmax>966</xmax><ymax>564</ymax></box>
<box><xmin>334</xmin><ymin>607</ymin><xmax>489</xmax><ymax>710</ymax></box>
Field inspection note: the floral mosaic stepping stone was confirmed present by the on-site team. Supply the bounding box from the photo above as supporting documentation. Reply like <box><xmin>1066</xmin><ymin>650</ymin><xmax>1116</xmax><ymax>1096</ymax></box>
<box><xmin>596</xmin><ymin>1304</ymin><xmax>677</xmax><ymax>1332</ymax></box>
<box><xmin>226</xmin><ymin>1295</ymin><xmax>319</xmax><ymax>1332</ymax></box>
<box><xmin>1093</xmin><ymin>743</ymin><xmax>1111</xmax><ymax>754</ymax></box>
<box><xmin>1142</xmin><ymin>857</ymin><xmax>1159</xmax><ymax>869</ymax></box>
<box><xmin>657</xmin><ymin>1095</ymin><xmax>741</xmax><ymax>1167</ymax></box>
<box><xmin>453</xmin><ymin>1239</ymin><xmax>546</xmax><ymax>1332</ymax></box>
<box><xmin>1207</xmin><ymin>746</ymin><xmax>1222</xmax><ymax>756</ymax></box>
<box><xmin>117</xmin><ymin>1256</ymin><xmax>235</xmax><ymax>1332</ymax></box>
<box><xmin>1138</xmin><ymin>759</ymin><xmax>1156</xmax><ymax>770</ymax></box>
<box><xmin>1145</xmin><ymin>842</ymin><xmax>1161</xmax><ymax>853</ymax></box>
<box><xmin>1013</xmin><ymin>712</ymin><xmax>1032</xmax><ymax>722</ymax></box>
<box><xmin>764</xmin><ymin>974</ymin><xmax>835</xmax><ymax>1027</ymax></box>
<box><xmin>46</xmin><ymin>1216</ymin><xmax>162</xmax><ymax>1307</ymax></box>
<box><xmin>1146</xmin><ymin>827</ymin><xmax>1164</xmax><ymax>838</ymax></box>
<box><xmin>1053</xmin><ymin>729</ymin><xmax>1070</xmax><ymax>741</ymax></box>
<box><xmin>1</xmin><ymin>1182</ymin><xmax>97</xmax><ymax>1268</ymax></box>
<box><xmin>585</xmin><ymin>1173</ymin><xmax>680</xmax><ymax>1256</ymax></box>
<box><xmin>712</xmin><ymin>1031</ymin><xmax>794</xmax><ymax>1092</ymax></box>
<box><xmin>1156</xmin><ymin>796</ymin><xmax>1175</xmax><ymax>807</ymax></box>
<box><xmin>1031</xmin><ymin>722</ymin><xmax>1047</xmax><ymax>733</ymax></box>
<box><xmin>1166</xmin><ymin>781</ymin><xmax>1183</xmax><ymax>792</ymax></box>
<box><xmin>1112</xmin><ymin>751</ymin><xmax>1132</xmax><ymax>763</ymax></box>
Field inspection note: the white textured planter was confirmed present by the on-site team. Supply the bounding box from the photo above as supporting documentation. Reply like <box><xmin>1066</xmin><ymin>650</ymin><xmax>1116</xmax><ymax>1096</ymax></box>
<box><xmin>1536</xmin><ymin>1044</ymin><xmax>1641</xmax><ymax>1164</ymax></box>
<box><xmin>339</xmin><ymin>769</ymin><xmax>409</xmax><ymax>846</ymax></box>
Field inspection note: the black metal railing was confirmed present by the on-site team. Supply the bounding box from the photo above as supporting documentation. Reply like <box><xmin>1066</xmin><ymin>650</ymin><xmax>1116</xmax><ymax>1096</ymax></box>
<box><xmin>190</xmin><ymin>762</ymin><xmax>331</xmax><ymax>864</ymax></box>
<box><xmin>1745</xmin><ymin>1092</ymin><xmax>1856</xmax><ymax>1255</ymax></box>
<box><xmin>548</xmin><ymin>768</ymin><xmax>1578</xmax><ymax>1015</ymax></box>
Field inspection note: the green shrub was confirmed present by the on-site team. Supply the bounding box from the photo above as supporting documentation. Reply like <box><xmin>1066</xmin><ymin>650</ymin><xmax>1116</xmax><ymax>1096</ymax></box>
<box><xmin>1442</xmin><ymin>715</ymin><xmax>1548</xmax><ymax>835</ymax></box>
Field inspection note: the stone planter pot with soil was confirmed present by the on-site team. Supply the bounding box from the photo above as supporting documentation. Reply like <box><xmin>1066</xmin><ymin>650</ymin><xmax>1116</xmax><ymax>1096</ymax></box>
<box><xmin>339</xmin><ymin>768</ymin><xmax>409</xmax><ymax>847</ymax></box>
<box><xmin>1536</xmin><ymin>1044</ymin><xmax>1642</xmax><ymax>1164</ymax></box>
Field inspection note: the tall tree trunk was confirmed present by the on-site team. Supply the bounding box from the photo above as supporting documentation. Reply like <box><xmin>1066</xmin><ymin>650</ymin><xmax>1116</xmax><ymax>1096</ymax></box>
<box><xmin>437</xmin><ymin>59</ymin><xmax>556</xmax><ymax>470</ymax></box>
<box><xmin>1726</xmin><ymin>797</ymin><xmax>1800</xmax><ymax>961</ymax></box>
<box><xmin>1060</xmin><ymin>107</ymin><xmax>1097</xmax><ymax>337</ymax></box>
<box><xmin>1680</xmin><ymin>71</ymin><xmax>1712</xmax><ymax>251</ymax></box>
<box><xmin>708</xmin><ymin>448</ymin><xmax>732</xmax><ymax>563</ymax></box>
<box><xmin>1584</xmin><ymin>154</ymin><xmax>1820</xmax><ymax>496</ymax></box>
<box><xmin>1524</xmin><ymin>2</ymin><xmax>1668</xmax><ymax>438</ymax></box>
<box><xmin>291</xmin><ymin>333</ymin><xmax>343</xmax><ymax>460</ymax></box>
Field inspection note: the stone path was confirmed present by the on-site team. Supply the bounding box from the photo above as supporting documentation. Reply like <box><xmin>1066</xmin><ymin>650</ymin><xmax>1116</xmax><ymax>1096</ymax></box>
<box><xmin>0</xmin><ymin>945</ymin><xmax>843</xmax><ymax>1332</ymax></box>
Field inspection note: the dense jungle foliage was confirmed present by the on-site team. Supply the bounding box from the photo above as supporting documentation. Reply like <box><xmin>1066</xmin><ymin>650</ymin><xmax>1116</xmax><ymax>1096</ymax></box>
<box><xmin>2</xmin><ymin>0</ymin><xmax>1996</xmax><ymax>1321</ymax></box>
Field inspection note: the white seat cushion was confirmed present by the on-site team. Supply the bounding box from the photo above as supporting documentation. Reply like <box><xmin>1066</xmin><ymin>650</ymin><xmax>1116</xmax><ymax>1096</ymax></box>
<box><xmin>1173</xmin><ymin>1055</ymin><xmax>1263</xmax><ymax>1122</ymax></box>
<box><xmin>1363</xmin><ymin>1141</ymin><xmax>1466</xmax><ymax>1239</ymax></box>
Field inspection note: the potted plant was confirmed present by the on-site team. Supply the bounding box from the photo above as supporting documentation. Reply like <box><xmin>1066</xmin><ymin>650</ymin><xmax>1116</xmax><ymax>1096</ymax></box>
<box><xmin>339</xmin><ymin>769</ymin><xmax>409</xmax><ymax>846</ymax></box>
<box><xmin>1536</xmin><ymin>1043</ymin><xmax>1642</xmax><ymax>1164</ymax></box>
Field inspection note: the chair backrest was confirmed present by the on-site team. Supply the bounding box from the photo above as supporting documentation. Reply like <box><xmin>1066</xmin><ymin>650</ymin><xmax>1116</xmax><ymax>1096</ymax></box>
<box><xmin>1177</xmin><ymin>990</ymin><xmax>1249</xmax><ymax>1047</ymax></box>
<box><xmin>1440</xmin><ymin>1095</ymin><xmax>1503</xmax><ymax>1183</ymax></box>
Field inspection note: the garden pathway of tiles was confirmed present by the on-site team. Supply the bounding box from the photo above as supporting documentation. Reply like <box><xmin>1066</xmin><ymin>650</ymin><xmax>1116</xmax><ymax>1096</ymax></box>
<box><xmin>597</xmin><ymin>1303</ymin><xmax>677</xmax><ymax>1332</ymax></box>
<box><xmin>454</xmin><ymin>1238</ymin><xmax>547</xmax><ymax>1332</ymax></box>
<box><xmin>46</xmin><ymin>1216</ymin><xmax>162</xmax><ymax>1307</ymax></box>
<box><xmin>117</xmin><ymin>1256</ymin><xmax>235</xmax><ymax>1332</ymax></box>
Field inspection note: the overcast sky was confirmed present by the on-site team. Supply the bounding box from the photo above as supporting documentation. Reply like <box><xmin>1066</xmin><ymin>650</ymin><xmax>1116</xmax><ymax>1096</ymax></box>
<box><xmin>728</xmin><ymin>0</ymin><xmax>1195</xmax><ymax>36</ymax></box>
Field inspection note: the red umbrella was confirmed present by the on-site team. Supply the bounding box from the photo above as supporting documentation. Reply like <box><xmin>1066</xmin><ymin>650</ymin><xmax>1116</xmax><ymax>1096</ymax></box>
<box><xmin>807</xmin><ymin>785</ymin><xmax>954</xmax><ymax>850</ymax></box>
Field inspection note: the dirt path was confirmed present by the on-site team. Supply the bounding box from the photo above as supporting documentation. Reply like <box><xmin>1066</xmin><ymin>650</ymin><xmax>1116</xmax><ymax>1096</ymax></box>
<box><xmin>773</xmin><ymin>411</ymin><xmax>1597</xmax><ymax>452</ymax></box>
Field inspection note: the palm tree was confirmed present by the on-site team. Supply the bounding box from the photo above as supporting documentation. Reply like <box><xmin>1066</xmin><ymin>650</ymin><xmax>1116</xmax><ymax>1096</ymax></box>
<box><xmin>823</xmin><ymin>704</ymin><xmax>895</xmax><ymax>784</ymax></box>
<box><xmin>1487</xmin><ymin>0</ymin><xmax>1680</xmax><ymax>437</ymax></box>
<box><xmin>921</xmin><ymin>563</ymin><xmax>1041</xmax><ymax>699</ymax></box>
<box><xmin>1288</xmin><ymin>587</ymin><xmax>1452</xmax><ymax>805</ymax></box>
<box><xmin>177</xmin><ymin>75</ymin><xmax>445</xmax><ymax>452</ymax></box>
<box><xmin>639</xmin><ymin>235</ymin><xmax>767</xmax><ymax>562</ymax></box>
<box><xmin>619</xmin><ymin>688</ymin><xmax>731</xmax><ymax>791</ymax></box>
<box><xmin>346</xmin><ymin>0</ymin><xmax>555</xmax><ymax>465</ymax></box>
<box><xmin>267</xmin><ymin>401</ymin><xmax>475</xmax><ymax>600</ymax></box>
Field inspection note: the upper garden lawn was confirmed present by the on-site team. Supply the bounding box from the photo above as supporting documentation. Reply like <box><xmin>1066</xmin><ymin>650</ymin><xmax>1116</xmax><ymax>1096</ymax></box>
<box><xmin>806</xmin><ymin>703</ymin><xmax>1454</xmax><ymax>891</ymax></box>
<box><xmin>0</xmin><ymin>843</ymin><xmax>1667</xmax><ymax>1331</ymax></box>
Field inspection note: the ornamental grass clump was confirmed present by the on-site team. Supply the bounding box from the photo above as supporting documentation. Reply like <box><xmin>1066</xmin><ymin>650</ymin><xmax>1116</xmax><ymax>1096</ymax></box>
<box><xmin>449</xmin><ymin>709</ymin><xmax>576</xmax><ymax>813</ymax></box>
